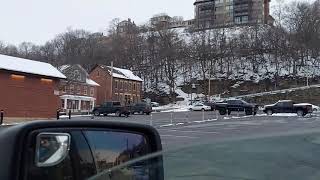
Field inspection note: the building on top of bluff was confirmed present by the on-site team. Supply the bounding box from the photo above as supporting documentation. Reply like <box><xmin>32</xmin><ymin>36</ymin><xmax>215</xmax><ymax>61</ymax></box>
<box><xmin>149</xmin><ymin>0</ymin><xmax>274</xmax><ymax>31</ymax></box>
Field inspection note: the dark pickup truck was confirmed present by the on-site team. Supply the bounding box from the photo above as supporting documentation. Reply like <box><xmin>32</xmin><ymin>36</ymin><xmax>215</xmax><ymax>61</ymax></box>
<box><xmin>131</xmin><ymin>102</ymin><xmax>152</xmax><ymax>115</ymax></box>
<box><xmin>215</xmin><ymin>99</ymin><xmax>258</xmax><ymax>115</ymax></box>
<box><xmin>93</xmin><ymin>101</ymin><xmax>130</xmax><ymax>117</ymax></box>
<box><xmin>263</xmin><ymin>100</ymin><xmax>313</xmax><ymax>116</ymax></box>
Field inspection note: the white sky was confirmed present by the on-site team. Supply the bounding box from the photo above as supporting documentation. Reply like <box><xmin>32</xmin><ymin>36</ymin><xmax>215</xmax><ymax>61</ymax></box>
<box><xmin>0</xmin><ymin>0</ymin><xmax>309</xmax><ymax>45</ymax></box>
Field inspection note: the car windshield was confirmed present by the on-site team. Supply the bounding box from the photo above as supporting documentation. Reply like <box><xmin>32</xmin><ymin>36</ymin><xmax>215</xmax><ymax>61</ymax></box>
<box><xmin>1</xmin><ymin>0</ymin><xmax>320</xmax><ymax>179</ymax></box>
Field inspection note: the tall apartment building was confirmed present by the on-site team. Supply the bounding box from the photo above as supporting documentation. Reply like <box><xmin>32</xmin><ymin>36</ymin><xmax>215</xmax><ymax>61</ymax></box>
<box><xmin>194</xmin><ymin>0</ymin><xmax>273</xmax><ymax>29</ymax></box>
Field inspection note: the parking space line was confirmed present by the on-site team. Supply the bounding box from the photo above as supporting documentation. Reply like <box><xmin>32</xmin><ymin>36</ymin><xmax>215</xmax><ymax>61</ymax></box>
<box><xmin>160</xmin><ymin>129</ymin><xmax>219</xmax><ymax>134</ymax></box>
<box><xmin>161</xmin><ymin>134</ymin><xmax>199</xmax><ymax>139</ymax></box>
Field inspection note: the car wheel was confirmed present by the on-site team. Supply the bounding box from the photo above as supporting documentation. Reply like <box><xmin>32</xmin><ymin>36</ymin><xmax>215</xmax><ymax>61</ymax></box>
<box><xmin>245</xmin><ymin>110</ymin><xmax>252</xmax><ymax>115</ymax></box>
<box><xmin>297</xmin><ymin>110</ymin><xmax>304</xmax><ymax>117</ymax></box>
<box><xmin>219</xmin><ymin>110</ymin><xmax>226</xmax><ymax>115</ymax></box>
<box><xmin>201</xmin><ymin>108</ymin><xmax>205</xmax><ymax>111</ymax></box>
<box><xmin>266</xmin><ymin>110</ymin><xmax>273</xmax><ymax>116</ymax></box>
<box><xmin>93</xmin><ymin>111</ymin><xmax>100</xmax><ymax>116</ymax></box>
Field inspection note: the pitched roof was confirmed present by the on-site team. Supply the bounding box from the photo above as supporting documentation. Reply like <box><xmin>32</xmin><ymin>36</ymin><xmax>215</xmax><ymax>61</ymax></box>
<box><xmin>0</xmin><ymin>54</ymin><xmax>66</xmax><ymax>79</ymax></box>
<box><xmin>59</xmin><ymin>64</ymin><xmax>100</xmax><ymax>86</ymax></box>
<box><xmin>98</xmin><ymin>65</ymin><xmax>143</xmax><ymax>82</ymax></box>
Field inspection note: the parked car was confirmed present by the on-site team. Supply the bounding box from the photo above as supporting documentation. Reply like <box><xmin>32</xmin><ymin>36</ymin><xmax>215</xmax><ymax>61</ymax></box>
<box><xmin>151</xmin><ymin>102</ymin><xmax>160</xmax><ymax>107</ymax></box>
<box><xmin>296</xmin><ymin>103</ymin><xmax>320</xmax><ymax>112</ymax></box>
<box><xmin>263</xmin><ymin>100</ymin><xmax>313</xmax><ymax>116</ymax></box>
<box><xmin>189</xmin><ymin>103</ymin><xmax>211</xmax><ymax>111</ymax></box>
<box><xmin>92</xmin><ymin>101</ymin><xmax>130</xmax><ymax>117</ymax></box>
<box><xmin>215</xmin><ymin>99</ymin><xmax>258</xmax><ymax>115</ymax></box>
<box><xmin>203</xmin><ymin>101</ymin><xmax>216</xmax><ymax>111</ymax></box>
<box><xmin>131</xmin><ymin>102</ymin><xmax>152</xmax><ymax>115</ymax></box>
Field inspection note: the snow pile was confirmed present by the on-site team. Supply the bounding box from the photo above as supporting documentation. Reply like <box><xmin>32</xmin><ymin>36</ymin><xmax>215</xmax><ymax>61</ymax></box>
<box><xmin>0</xmin><ymin>54</ymin><xmax>66</xmax><ymax>79</ymax></box>
<box><xmin>153</xmin><ymin>88</ymin><xmax>206</xmax><ymax>112</ymax></box>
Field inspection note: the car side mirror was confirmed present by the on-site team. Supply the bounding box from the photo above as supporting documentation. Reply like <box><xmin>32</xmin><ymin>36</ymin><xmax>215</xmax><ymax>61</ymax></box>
<box><xmin>35</xmin><ymin>133</ymin><xmax>71</xmax><ymax>167</ymax></box>
<box><xmin>0</xmin><ymin>120</ymin><xmax>163</xmax><ymax>180</ymax></box>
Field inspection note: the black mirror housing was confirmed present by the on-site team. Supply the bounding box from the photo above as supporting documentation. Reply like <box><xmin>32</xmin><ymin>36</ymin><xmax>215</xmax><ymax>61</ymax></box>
<box><xmin>0</xmin><ymin>120</ymin><xmax>163</xmax><ymax>180</ymax></box>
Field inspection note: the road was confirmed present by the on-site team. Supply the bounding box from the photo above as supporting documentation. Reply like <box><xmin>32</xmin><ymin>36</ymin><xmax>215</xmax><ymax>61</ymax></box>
<box><xmin>64</xmin><ymin>111</ymin><xmax>320</xmax><ymax>149</ymax></box>
<box><xmin>65</xmin><ymin>111</ymin><xmax>320</xmax><ymax>179</ymax></box>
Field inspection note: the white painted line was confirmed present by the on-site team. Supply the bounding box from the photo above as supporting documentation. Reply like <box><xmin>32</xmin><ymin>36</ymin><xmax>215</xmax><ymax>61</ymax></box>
<box><xmin>176</xmin><ymin>123</ymin><xmax>185</xmax><ymax>125</ymax></box>
<box><xmin>161</xmin><ymin>129</ymin><xmax>219</xmax><ymax>134</ymax></box>
<box><xmin>161</xmin><ymin>134</ymin><xmax>199</xmax><ymax>139</ymax></box>
<box><xmin>160</xmin><ymin>123</ymin><xmax>174</xmax><ymax>127</ymax></box>
<box><xmin>193</xmin><ymin>119</ymin><xmax>218</xmax><ymax>123</ymax></box>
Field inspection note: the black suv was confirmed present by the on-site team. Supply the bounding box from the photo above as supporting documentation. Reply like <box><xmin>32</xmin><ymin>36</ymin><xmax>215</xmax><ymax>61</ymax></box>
<box><xmin>130</xmin><ymin>102</ymin><xmax>152</xmax><ymax>115</ymax></box>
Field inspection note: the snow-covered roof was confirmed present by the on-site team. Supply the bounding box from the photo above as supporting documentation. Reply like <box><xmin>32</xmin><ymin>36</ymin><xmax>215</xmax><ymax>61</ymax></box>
<box><xmin>99</xmin><ymin>65</ymin><xmax>143</xmax><ymax>82</ymax></box>
<box><xmin>0</xmin><ymin>54</ymin><xmax>66</xmax><ymax>79</ymax></box>
<box><xmin>86</xmin><ymin>78</ymin><xmax>100</xmax><ymax>86</ymax></box>
<box><xmin>58</xmin><ymin>65</ymin><xmax>71</xmax><ymax>72</ymax></box>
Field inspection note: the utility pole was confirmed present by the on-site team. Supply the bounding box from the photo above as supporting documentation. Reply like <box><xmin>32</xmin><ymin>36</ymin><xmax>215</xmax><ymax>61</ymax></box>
<box><xmin>110</xmin><ymin>61</ymin><xmax>114</xmax><ymax>100</ymax></box>
<box><xmin>208</xmin><ymin>78</ymin><xmax>211</xmax><ymax>101</ymax></box>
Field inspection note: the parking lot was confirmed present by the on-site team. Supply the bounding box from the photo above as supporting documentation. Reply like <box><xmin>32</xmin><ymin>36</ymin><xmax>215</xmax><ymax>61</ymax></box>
<box><xmin>61</xmin><ymin>110</ymin><xmax>320</xmax><ymax>149</ymax></box>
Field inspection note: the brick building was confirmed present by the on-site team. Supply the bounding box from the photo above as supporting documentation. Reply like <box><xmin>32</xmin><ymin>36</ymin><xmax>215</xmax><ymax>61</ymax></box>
<box><xmin>90</xmin><ymin>65</ymin><xmax>143</xmax><ymax>106</ymax></box>
<box><xmin>0</xmin><ymin>54</ymin><xmax>66</xmax><ymax>120</ymax></box>
<box><xmin>58</xmin><ymin>64</ymin><xmax>99</xmax><ymax>113</ymax></box>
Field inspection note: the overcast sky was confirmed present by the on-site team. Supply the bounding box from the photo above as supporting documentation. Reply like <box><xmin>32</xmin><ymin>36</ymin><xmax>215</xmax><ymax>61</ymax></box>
<box><xmin>0</xmin><ymin>0</ymin><xmax>308</xmax><ymax>45</ymax></box>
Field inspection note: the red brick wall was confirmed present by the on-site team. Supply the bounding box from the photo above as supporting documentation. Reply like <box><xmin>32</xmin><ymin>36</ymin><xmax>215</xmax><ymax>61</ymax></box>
<box><xmin>0</xmin><ymin>70</ymin><xmax>61</xmax><ymax>119</ymax></box>
<box><xmin>90</xmin><ymin>66</ymin><xmax>143</xmax><ymax>105</ymax></box>
<box><xmin>113</xmin><ymin>78</ymin><xmax>142</xmax><ymax>103</ymax></box>
<box><xmin>90</xmin><ymin>66</ymin><xmax>112</xmax><ymax>105</ymax></box>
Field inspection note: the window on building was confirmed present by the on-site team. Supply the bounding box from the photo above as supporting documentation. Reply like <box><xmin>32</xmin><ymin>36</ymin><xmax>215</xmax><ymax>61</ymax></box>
<box><xmin>120</xmin><ymin>81</ymin><xmax>123</xmax><ymax>90</ymax></box>
<box><xmin>226</xmin><ymin>5</ymin><xmax>233</xmax><ymax>11</ymax></box>
<box><xmin>119</xmin><ymin>94</ymin><xmax>123</xmax><ymax>102</ymax></box>
<box><xmin>235</xmin><ymin>16</ymin><xmax>241</xmax><ymax>24</ymax></box>
<box><xmin>97</xmin><ymin>70</ymin><xmax>100</xmax><ymax>77</ymax></box>
<box><xmin>129</xmin><ymin>82</ymin><xmax>132</xmax><ymax>91</ymax></box>
<box><xmin>90</xmin><ymin>87</ymin><xmax>94</xmax><ymax>96</ymax></box>
<box><xmin>62</xmin><ymin>85</ymin><xmax>66</xmax><ymax>93</ymax></box>
<box><xmin>133</xmin><ymin>83</ymin><xmax>136</xmax><ymax>91</ymax></box>
<box><xmin>70</xmin><ymin>84</ymin><xmax>74</xmax><ymax>94</ymax></box>
<box><xmin>115</xmin><ymin>80</ymin><xmax>118</xmax><ymax>89</ymax></box>
<box><xmin>242</xmin><ymin>15</ymin><xmax>249</xmax><ymax>23</ymax></box>
<box><xmin>84</xmin><ymin>86</ymin><xmax>88</xmax><ymax>95</ymax></box>
<box><xmin>77</xmin><ymin>85</ymin><xmax>81</xmax><ymax>94</ymax></box>
<box><xmin>61</xmin><ymin>99</ymin><xmax>65</xmax><ymax>109</ymax></box>
<box><xmin>124</xmin><ymin>81</ymin><xmax>127</xmax><ymax>90</ymax></box>
<box><xmin>74</xmin><ymin>70</ymin><xmax>82</xmax><ymax>81</ymax></box>
<box><xmin>137</xmin><ymin>83</ymin><xmax>140</xmax><ymax>91</ymax></box>
<box><xmin>11</xmin><ymin>74</ymin><xmax>25</xmax><ymax>81</ymax></box>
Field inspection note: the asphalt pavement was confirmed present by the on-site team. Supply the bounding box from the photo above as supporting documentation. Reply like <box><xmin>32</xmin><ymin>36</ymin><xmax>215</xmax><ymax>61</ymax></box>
<box><xmin>63</xmin><ymin>111</ymin><xmax>320</xmax><ymax>149</ymax></box>
<box><xmin>62</xmin><ymin>111</ymin><xmax>320</xmax><ymax>179</ymax></box>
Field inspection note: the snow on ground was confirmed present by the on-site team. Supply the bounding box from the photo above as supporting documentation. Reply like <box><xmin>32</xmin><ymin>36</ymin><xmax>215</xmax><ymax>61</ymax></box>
<box><xmin>153</xmin><ymin>88</ymin><xmax>205</xmax><ymax>112</ymax></box>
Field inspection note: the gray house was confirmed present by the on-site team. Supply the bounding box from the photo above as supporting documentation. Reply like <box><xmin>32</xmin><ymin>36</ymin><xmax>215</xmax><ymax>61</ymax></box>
<box><xmin>59</xmin><ymin>64</ymin><xmax>100</xmax><ymax>113</ymax></box>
